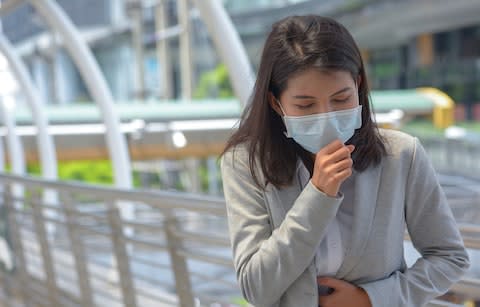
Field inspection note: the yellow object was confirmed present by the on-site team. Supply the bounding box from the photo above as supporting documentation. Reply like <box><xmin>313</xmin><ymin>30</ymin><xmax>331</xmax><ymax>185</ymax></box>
<box><xmin>464</xmin><ymin>300</ymin><xmax>475</xmax><ymax>307</ymax></box>
<box><xmin>417</xmin><ymin>34</ymin><xmax>434</xmax><ymax>67</ymax></box>
<box><xmin>417</xmin><ymin>87</ymin><xmax>455</xmax><ymax>128</ymax></box>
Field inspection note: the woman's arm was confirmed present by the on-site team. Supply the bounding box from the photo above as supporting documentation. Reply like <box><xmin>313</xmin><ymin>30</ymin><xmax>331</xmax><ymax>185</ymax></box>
<box><xmin>358</xmin><ymin>137</ymin><xmax>470</xmax><ymax>307</ymax></box>
<box><xmin>221</xmin><ymin>147</ymin><xmax>342</xmax><ymax>306</ymax></box>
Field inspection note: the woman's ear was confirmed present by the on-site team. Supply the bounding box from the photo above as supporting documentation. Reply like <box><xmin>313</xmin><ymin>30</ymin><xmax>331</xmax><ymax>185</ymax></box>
<box><xmin>268</xmin><ymin>92</ymin><xmax>283</xmax><ymax>116</ymax></box>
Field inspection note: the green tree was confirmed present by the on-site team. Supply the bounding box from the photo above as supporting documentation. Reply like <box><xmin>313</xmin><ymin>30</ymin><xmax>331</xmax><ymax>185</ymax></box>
<box><xmin>194</xmin><ymin>64</ymin><xmax>234</xmax><ymax>99</ymax></box>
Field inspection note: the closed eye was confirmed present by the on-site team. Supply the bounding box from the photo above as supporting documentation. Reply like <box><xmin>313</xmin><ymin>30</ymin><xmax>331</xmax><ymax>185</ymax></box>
<box><xmin>295</xmin><ymin>103</ymin><xmax>314</xmax><ymax>109</ymax></box>
<box><xmin>332</xmin><ymin>96</ymin><xmax>351</xmax><ymax>103</ymax></box>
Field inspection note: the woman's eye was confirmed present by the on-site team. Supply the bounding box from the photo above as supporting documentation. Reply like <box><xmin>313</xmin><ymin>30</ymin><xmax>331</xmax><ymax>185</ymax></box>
<box><xmin>332</xmin><ymin>96</ymin><xmax>351</xmax><ymax>103</ymax></box>
<box><xmin>295</xmin><ymin>103</ymin><xmax>314</xmax><ymax>109</ymax></box>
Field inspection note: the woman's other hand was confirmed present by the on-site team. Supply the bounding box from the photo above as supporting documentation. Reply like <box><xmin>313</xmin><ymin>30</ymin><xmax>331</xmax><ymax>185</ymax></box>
<box><xmin>311</xmin><ymin>140</ymin><xmax>355</xmax><ymax>197</ymax></box>
<box><xmin>317</xmin><ymin>277</ymin><xmax>371</xmax><ymax>307</ymax></box>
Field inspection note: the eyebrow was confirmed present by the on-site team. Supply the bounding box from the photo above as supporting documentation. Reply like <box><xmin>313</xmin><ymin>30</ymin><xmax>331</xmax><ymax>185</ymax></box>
<box><xmin>292</xmin><ymin>87</ymin><xmax>352</xmax><ymax>99</ymax></box>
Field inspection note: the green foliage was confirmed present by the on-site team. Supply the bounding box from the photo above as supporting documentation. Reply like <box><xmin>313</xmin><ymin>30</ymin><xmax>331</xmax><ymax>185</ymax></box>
<box><xmin>231</xmin><ymin>297</ymin><xmax>249</xmax><ymax>306</ymax></box>
<box><xmin>373</xmin><ymin>63</ymin><xmax>399</xmax><ymax>78</ymax></box>
<box><xmin>58</xmin><ymin>160</ymin><xmax>113</xmax><ymax>184</ymax></box>
<box><xmin>194</xmin><ymin>64</ymin><xmax>234</xmax><ymax>99</ymax></box>
<box><xmin>26</xmin><ymin>160</ymin><xmax>140</xmax><ymax>187</ymax></box>
<box><xmin>25</xmin><ymin>158</ymin><xmax>224</xmax><ymax>192</ymax></box>
<box><xmin>447</xmin><ymin>83</ymin><xmax>466</xmax><ymax>102</ymax></box>
<box><xmin>27</xmin><ymin>163</ymin><xmax>41</xmax><ymax>174</ymax></box>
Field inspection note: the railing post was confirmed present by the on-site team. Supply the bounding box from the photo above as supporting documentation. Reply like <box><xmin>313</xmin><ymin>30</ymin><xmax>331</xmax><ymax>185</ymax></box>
<box><xmin>61</xmin><ymin>192</ymin><xmax>95</xmax><ymax>306</ymax></box>
<box><xmin>106</xmin><ymin>202</ymin><xmax>137</xmax><ymax>307</ymax></box>
<box><xmin>30</xmin><ymin>189</ymin><xmax>59</xmax><ymax>306</ymax></box>
<box><xmin>4</xmin><ymin>184</ymin><xmax>33</xmax><ymax>307</ymax></box>
<box><xmin>165</xmin><ymin>213</ymin><xmax>195</xmax><ymax>307</ymax></box>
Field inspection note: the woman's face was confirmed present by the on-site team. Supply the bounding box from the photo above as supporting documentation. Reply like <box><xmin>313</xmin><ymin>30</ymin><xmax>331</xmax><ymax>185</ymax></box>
<box><xmin>272</xmin><ymin>68</ymin><xmax>360</xmax><ymax>117</ymax></box>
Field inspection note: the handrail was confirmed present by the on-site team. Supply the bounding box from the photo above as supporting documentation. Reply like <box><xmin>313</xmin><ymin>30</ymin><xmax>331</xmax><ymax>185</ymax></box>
<box><xmin>0</xmin><ymin>172</ymin><xmax>227</xmax><ymax>215</ymax></box>
<box><xmin>0</xmin><ymin>172</ymin><xmax>479</xmax><ymax>306</ymax></box>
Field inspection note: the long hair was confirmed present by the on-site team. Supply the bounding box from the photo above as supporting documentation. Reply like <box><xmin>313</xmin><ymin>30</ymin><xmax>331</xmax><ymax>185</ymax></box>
<box><xmin>222</xmin><ymin>15</ymin><xmax>386</xmax><ymax>189</ymax></box>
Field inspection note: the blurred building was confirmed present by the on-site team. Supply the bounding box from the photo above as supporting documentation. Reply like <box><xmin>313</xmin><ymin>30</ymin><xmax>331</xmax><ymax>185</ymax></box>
<box><xmin>1</xmin><ymin>0</ymin><xmax>480</xmax><ymax>117</ymax></box>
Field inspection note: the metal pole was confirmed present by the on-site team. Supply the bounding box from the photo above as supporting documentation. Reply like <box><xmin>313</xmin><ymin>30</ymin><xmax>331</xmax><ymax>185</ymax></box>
<box><xmin>106</xmin><ymin>203</ymin><xmax>138</xmax><ymax>307</ymax></box>
<box><xmin>155</xmin><ymin>0</ymin><xmax>173</xmax><ymax>99</ymax></box>
<box><xmin>27</xmin><ymin>0</ymin><xmax>134</xmax><ymax>219</ymax></box>
<box><xmin>4</xmin><ymin>185</ymin><xmax>32</xmax><ymax>307</ymax></box>
<box><xmin>0</xmin><ymin>34</ymin><xmax>59</xmax><ymax>234</ymax></box>
<box><xmin>165</xmin><ymin>213</ymin><xmax>195</xmax><ymax>307</ymax></box>
<box><xmin>207</xmin><ymin>156</ymin><xmax>219</xmax><ymax>195</ymax></box>
<box><xmin>177</xmin><ymin>0</ymin><xmax>193</xmax><ymax>99</ymax></box>
<box><xmin>61</xmin><ymin>192</ymin><xmax>95</xmax><ymax>307</ymax></box>
<box><xmin>30</xmin><ymin>190</ymin><xmax>59</xmax><ymax>306</ymax></box>
<box><xmin>0</xmin><ymin>96</ymin><xmax>25</xmax><ymax>207</ymax></box>
<box><xmin>130</xmin><ymin>0</ymin><xmax>146</xmax><ymax>100</ymax></box>
<box><xmin>191</xmin><ymin>0</ymin><xmax>254</xmax><ymax>107</ymax></box>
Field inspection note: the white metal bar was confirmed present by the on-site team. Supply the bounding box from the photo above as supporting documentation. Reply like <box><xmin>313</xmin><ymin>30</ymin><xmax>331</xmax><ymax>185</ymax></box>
<box><xmin>61</xmin><ymin>192</ymin><xmax>95</xmax><ymax>307</ymax></box>
<box><xmin>0</xmin><ymin>96</ymin><xmax>25</xmax><ymax>210</ymax></box>
<box><xmin>130</xmin><ymin>1</ymin><xmax>146</xmax><ymax>99</ymax></box>
<box><xmin>0</xmin><ymin>34</ymin><xmax>59</xmax><ymax>235</ymax></box>
<box><xmin>191</xmin><ymin>0</ymin><xmax>254</xmax><ymax>107</ymax></box>
<box><xmin>4</xmin><ymin>186</ymin><xmax>32</xmax><ymax>306</ymax></box>
<box><xmin>0</xmin><ymin>99</ymin><xmax>24</xmax><ymax>176</ymax></box>
<box><xmin>155</xmin><ymin>0</ymin><xmax>174</xmax><ymax>99</ymax></box>
<box><xmin>177</xmin><ymin>0</ymin><xmax>193</xmax><ymax>99</ymax></box>
<box><xmin>30</xmin><ymin>189</ymin><xmax>60</xmax><ymax>305</ymax></box>
<box><xmin>0</xmin><ymin>173</ymin><xmax>227</xmax><ymax>216</ymax></box>
<box><xmin>106</xmin><ymin>204</ymin><xmax>138</xmax><ymax>307</ymax></box>
<box><xmin>165</xmin><ymin>215</ymin><xmax>195</xmax><ymax>307</ymax></box>
<box><xmin>26</xmin><ymin>0</ymin><xmax>135</xmax><ymax>220</ymax></box>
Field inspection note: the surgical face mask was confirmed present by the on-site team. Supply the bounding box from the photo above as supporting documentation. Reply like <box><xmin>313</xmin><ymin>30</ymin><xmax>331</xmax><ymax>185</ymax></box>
<box><xmin>277</xmin><ymin>101</ymin><xmax>363</xmax><ymax>153</ymax></box>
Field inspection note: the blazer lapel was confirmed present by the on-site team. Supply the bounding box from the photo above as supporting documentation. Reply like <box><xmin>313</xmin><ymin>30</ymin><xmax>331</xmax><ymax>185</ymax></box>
<box><xmin>265</xmin><ymin>160</ymin><xmax>309</xmax><ymax>226</ymax></box>
<box><xmin>336</xmin><ymin>162</ymin><xmax>383</xmax><ymax>279</ymax></box>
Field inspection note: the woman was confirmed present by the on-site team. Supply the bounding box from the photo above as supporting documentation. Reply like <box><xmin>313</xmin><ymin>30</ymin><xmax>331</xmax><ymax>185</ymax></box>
<box><xmin>220</xmin><ymin>15</ymin><xmax>470</xmax><ymax>307</ymax></box>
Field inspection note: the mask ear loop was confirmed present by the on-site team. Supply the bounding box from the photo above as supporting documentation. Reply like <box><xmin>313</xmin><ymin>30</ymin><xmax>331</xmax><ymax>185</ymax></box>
<box><xmin>275</xmin><ymin>98</ymin><xmax>287</xmax><ymax>116</ymax></box>
<box><xmin>274</xmin><ymin>98</ymin><xmax>292</xmax><ymax>138</ymax></box>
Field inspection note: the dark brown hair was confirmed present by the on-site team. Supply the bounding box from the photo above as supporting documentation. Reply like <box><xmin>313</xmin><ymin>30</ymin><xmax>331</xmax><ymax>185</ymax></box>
<box><xmin>222</xmin><ymin>15</ymin><xmax>386</xmax><ymax>189</ymax></box>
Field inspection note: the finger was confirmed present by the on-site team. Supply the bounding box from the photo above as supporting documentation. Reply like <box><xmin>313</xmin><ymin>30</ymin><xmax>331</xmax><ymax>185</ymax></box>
<box><xmin>320</xmin><ymin>141</ymin><xmax>354</xmax><ymax>155</ymax></box>
<box><xmin>333</xmin><ymin>166</ymin><xmax>353</xmax><ymax>181</ymax></box>
<box><xmin>318</xmin><ymin>139</ymin><xmax>344</xmax><ymax>155</ymax></box>
<box><xmin>325</xmin><ymin>145</ymin><xmax>353</xmax><ymax>164</ymax></box>
<box><xmin>317</xmin><ymin>277</ymin><xmax>347</xmax><ymax>290</ymax></box>
<box><xmin>327</xmin><ymin>157</ymin><xmax>353</xmax><ymax>174</ymax></box>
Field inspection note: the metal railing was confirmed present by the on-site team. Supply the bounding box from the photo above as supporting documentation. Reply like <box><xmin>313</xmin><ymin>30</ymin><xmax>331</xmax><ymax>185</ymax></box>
<box><xmin>0</xmin><ymin>173</ymin><xmax>237</xmax><ymax>307</ymax></box>
<box><xmin>0</xmin><ymin>171</ymin><xmax>479</xmax><ymax>307</ymax></box>
<box><xmin>421</xmin><ymin>135</ymin><xmax>480</xmax><ymax>180</ymax></box>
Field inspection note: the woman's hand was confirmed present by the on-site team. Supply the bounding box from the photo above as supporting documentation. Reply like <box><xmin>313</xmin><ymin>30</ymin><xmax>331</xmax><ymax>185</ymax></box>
<box><xmin>311</xmin><ymin>140</ymin><xmax>355</xmax><ymax>197</ymax></box>
<box><xmin>317</xmin><ymin>277</ymin><xmax>372</xmax><ymax>307</ymax></box>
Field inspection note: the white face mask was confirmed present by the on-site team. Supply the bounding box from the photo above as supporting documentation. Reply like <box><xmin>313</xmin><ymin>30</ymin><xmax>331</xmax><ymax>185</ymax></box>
<box><xmin>277</xmin><ymin>101</ymin><xmax>363</xmax><ymax>153</ymax></box>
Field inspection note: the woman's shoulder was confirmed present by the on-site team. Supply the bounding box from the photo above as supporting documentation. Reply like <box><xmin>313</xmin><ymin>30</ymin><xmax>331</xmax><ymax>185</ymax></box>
<box><xmin>377</xmin><ymin>128</ymin><xmax>418</xmax><ymax>163</ymax></box>
<box><xmin>221</xmin><ymin>142</ymin><xmax>251</xmax><ymax>169</ymax></box>
<box><xmin>221</xmin><ymin>142</ymin><xmax>263</xmax><ymax>179</ymax></box>
<box><xmin>220</xmin><ymin>142</ymin><xmax>267</xmax><ymax>189</ymax></box>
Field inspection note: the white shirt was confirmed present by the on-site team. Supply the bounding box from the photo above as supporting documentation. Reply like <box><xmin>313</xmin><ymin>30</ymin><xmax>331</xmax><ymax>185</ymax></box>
<box><xmin>314</xmin><ymin>174</ymin><xmax>355</xmax><ymax>276</ymax></box>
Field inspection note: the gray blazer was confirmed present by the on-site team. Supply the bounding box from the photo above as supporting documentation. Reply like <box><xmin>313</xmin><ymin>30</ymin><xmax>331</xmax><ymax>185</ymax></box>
<box><xmin>220</xmin><ymin>129</ymin><xmax>470</xmax><ymax>307</ymax></box>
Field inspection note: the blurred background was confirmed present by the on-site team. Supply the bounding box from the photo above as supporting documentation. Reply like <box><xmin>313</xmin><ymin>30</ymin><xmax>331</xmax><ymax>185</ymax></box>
<box><xmin>0</xmin><ymin>0</ymin><xmax>478</xmax><ymax>306</ymax></box>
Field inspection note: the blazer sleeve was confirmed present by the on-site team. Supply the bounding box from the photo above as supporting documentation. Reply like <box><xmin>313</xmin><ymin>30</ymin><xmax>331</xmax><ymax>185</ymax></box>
<box><xmin>221</xmin><ymin>147</ymin><xmax>342</xmax><ymax>306</ymax></box>
<box><xmin>358</xmin><ymin>137</ymin><xmax>470</xmax><ymax>307</ymax></box>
